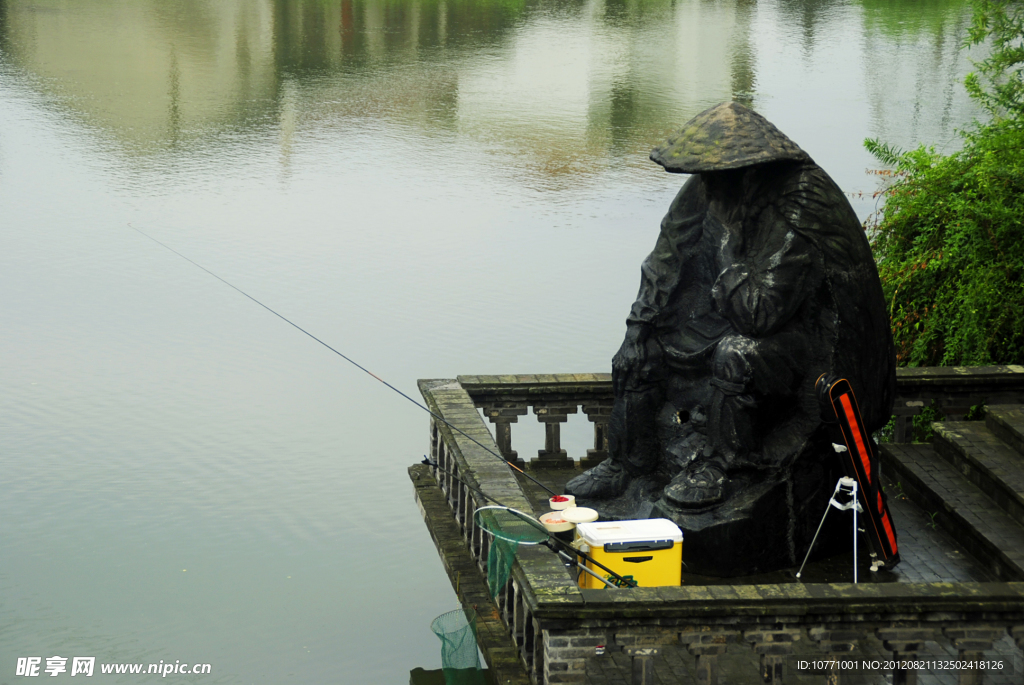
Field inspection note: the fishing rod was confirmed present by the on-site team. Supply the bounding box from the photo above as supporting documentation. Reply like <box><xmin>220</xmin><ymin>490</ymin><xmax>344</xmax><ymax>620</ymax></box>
<box><xmin>422</xmin><ymin>456</ymin><xmax>638</xmax><ymax>589</ymax></box>
<box><xmin>126</xmin><ymin>223</ymin><xmax>559</xmax><ymax>497</ymax></box>
<box><xmin>130</xmin><ymin>224</ymin><xmax>636</xmax><ymax>589</ymax></box>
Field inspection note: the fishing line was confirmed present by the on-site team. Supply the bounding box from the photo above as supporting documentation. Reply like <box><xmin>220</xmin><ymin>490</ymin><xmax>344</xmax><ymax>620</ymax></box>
<box><xmin>126</xmin><ymin>223</ymin><xmax>558</xmax><ymax>496</ymax></box>
<box><xmin>421</xmin><ymin>457</ymin><xmax>505</xmax><ymax>507</ymax></box>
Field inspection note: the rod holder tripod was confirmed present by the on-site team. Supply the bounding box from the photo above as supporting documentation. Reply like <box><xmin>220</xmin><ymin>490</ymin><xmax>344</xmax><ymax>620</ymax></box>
<box><xmin>814</xmin><ymin>374</ymin><xmax>900</xmax><ymax>571</ymax></box>
<box><xmin>796</xmin><ymin>475</ymin><xmax>867</xmax><ymax>583</ymax></box>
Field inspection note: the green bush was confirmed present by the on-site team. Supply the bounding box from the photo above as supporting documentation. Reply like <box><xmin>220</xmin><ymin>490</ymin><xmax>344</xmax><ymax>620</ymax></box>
<box><xmin>866</xmin><ymin>0</ymin><xmax>1024</xmax><ymax>367</ymax></box>
<box><xmin>964</xmin><ymin>0</ymin><xmax>1024</xmax><ymax>121</ymax></box>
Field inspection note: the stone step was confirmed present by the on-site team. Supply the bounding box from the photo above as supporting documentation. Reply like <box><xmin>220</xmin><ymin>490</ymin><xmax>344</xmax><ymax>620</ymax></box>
<box><xmin>987</xmin><ymin>404</ymin><xmax>1024</xmax><ymax>456</ymax></box>
<box><xmin>931</xmin><ymin>420</ymin><xmax>1024</xmax><ymax>528</ymax></box>
<box><xmin>879</xmin><ymin>442</ymin><xmax>1024</xmax><ymax>581</ymax></box>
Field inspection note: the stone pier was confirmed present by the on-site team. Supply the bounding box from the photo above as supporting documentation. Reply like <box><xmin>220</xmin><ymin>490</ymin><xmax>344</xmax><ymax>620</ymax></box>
<box><xmin>412</xmin><ymin>367</ymin><xmax>1024</xmax><ymax>684</ymax></box>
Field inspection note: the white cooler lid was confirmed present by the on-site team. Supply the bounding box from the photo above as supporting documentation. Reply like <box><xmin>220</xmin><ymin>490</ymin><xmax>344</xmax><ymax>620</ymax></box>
<box><xmin>576</xmin><ymin>518</ymin><xmax>683</xmax><ymax>545</ymax></box>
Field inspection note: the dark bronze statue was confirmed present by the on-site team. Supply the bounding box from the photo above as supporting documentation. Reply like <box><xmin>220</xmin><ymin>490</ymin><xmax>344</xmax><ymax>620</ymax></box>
<box><xmin>566</xmin><ymin>102</ymin><xmax>896</xmax><ymax>576</ymax></box>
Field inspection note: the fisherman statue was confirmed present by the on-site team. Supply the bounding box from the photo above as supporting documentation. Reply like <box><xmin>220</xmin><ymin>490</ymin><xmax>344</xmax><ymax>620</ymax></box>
<box><xmin>566</xmin><ymin>102</ymin><xmax>896</xmax><ymax>576</ymax></box>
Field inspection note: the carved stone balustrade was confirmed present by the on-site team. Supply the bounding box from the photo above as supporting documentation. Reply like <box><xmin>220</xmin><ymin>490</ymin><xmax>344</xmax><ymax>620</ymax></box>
<box><xmin>462</xmin><ymin>368</ymin><xmax>1024</xmax><ymax>465</ymax></box>
<box><xmin>458</xmin><ymin>374</ymin><xmax>613</xmax><ymax>467</ymax></box>
<box><xmin>890</xmin><ymin>365</ymin><xmax>1024</xmax><ymax>441</ymax></box>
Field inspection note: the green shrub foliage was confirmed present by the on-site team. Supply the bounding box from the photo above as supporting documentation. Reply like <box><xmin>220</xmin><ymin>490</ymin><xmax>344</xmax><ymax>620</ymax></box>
<box><xmin>965</xmin><ymin>0</ymin><xmax>1024</xmax><ymax>120</ymax></box>
<box><xmin>866</xmin><ymin>0</ymin><xmax>1024</xmax><ymax>367</ymax></box>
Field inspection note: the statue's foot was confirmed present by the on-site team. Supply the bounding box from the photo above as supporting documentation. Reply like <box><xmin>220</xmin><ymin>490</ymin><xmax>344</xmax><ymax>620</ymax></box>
<box><xmin>565</xmin><ymin>460</ymin><xmax>630</xmax><ymax>500</ymax></box>
<box><xmin>664</xmin><ymin>465</ymin><xmax>726</xmax><ymax>507</ymax></box>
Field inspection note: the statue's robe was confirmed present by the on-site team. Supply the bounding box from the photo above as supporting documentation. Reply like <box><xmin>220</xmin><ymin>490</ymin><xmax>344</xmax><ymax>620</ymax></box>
<box><xmin>608</xmin><ymin>161</ymin><xmax>895</xmax><ymax>483</ymax></box>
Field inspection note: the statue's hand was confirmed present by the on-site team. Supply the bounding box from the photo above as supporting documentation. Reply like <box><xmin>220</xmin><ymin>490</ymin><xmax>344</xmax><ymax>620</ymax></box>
<box><xmin>612</xmin><ymin>324</ymin><xmax>659</xmax><ymax>389</ymax></box>
<box><xmin>711</xmin><ymin>265</ymin><xmax>751</xmax><ymax>324</ymax></box>
<box><xmin>613</xmin><ymin>325</ymin><xmax>647</xmax><ymax>368</ymax></box>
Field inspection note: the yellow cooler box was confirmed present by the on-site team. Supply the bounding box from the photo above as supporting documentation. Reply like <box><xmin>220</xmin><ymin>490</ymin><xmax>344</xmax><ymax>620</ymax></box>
<box><xmin>575</xmin><ymin>519</ymin><xmax>683</xmax><ymax>589</ymax></box>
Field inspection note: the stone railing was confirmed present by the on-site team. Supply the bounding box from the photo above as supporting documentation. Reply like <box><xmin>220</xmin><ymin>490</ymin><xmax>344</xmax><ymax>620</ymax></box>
<box><xmin>457</xmin><ymin>374</ymin><xmax>613</xmax><ymax>468</ymax></box>
<box><xmin>536</xmin><ymin>587</ymin><xmax>1024</xmax><ymax>685</ymax></box>
<box><xmin>458</xmin><ymin>367</ymin><xmax>1024</xmax><ymax>457</ymax></box>
<box><xmin>419</xmin><ymin>378</ymin><xmax>568</xmax><ymax>679</ymax></box>
<box><xmin>888</xmin><ymin>365</ymin><xmax>1024</xmax><ymax>442</ymax></box>
<box><xmin>417</xmin><ymin>376</ymin><xmax>1024</xmax><ymax>685</ymax></box>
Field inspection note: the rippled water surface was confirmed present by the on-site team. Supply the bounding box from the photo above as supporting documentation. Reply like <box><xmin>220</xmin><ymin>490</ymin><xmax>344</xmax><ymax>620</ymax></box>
<box><xmin>0</xmin><ymin>0</ymin><xmax>982</xmax><ymax>681</ymax></box>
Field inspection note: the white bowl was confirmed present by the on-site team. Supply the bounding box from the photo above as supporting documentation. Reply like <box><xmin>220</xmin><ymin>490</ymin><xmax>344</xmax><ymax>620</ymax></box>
<box><xmin>539</xmin><ymin>511</ymin><xmax>575</xmax><ymax>533</ymax></box>
<box><xmin>549</xmin><ymin>494</ymin><xmax>576</xmax><ymax>510</ymax></box>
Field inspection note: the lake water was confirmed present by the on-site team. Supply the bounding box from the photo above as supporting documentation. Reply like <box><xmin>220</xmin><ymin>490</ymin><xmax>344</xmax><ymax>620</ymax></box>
<box><xmin>0</xmin><ymin>0</ymin><xmax>984</xmax><ymax>682</ymax></box>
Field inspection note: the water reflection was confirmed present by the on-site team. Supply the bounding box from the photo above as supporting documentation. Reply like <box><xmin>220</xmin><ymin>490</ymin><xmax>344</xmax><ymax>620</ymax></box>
<box><xmin>857</xmin><ymin>0</ymin><xmax>977</xmax><ymax>149</ymax></box>
<box><xmin>1</xmin><ymin>1</ymin><xmax>277</xmax><ymax>151</ymax></box>
<box><xmin>0</xmin><ymin>0</ymin><xmax>983</xmax><ymax>180</ymax></box>
<box><xmin>0</xmin><ymin>0</ymin><xmax>757</xmax><ymax>179</ymax></box>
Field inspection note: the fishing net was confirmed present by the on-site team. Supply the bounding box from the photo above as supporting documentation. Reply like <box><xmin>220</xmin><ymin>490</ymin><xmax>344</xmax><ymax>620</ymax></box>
<box><xmin>430</xmin><ymin>607</ymin><xmax>484</xmax><ymax>685</ymax></box>
<box><xmin>473</xmin><ymin>506</ymin><xmax>549</xmax><ymax>597</ymax></box>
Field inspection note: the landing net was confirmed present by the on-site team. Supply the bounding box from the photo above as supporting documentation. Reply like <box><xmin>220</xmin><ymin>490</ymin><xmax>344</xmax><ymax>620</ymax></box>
<box><xmin>473</xmin><ymin>506</ymin><xmax>549</xmax><ymax>597</ymax></box>
<box><xmin>430</xmin><ymin>608</ymin><xmax>484</xmax><ymax>685</ymax></box>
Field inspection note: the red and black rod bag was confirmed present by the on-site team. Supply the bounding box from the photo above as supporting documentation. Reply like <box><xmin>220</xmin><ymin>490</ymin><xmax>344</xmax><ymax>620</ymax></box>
<box><xmin>816</xmin><ymin>374</ymin><xmax>900</xmax><ymax>570</ymax></box>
